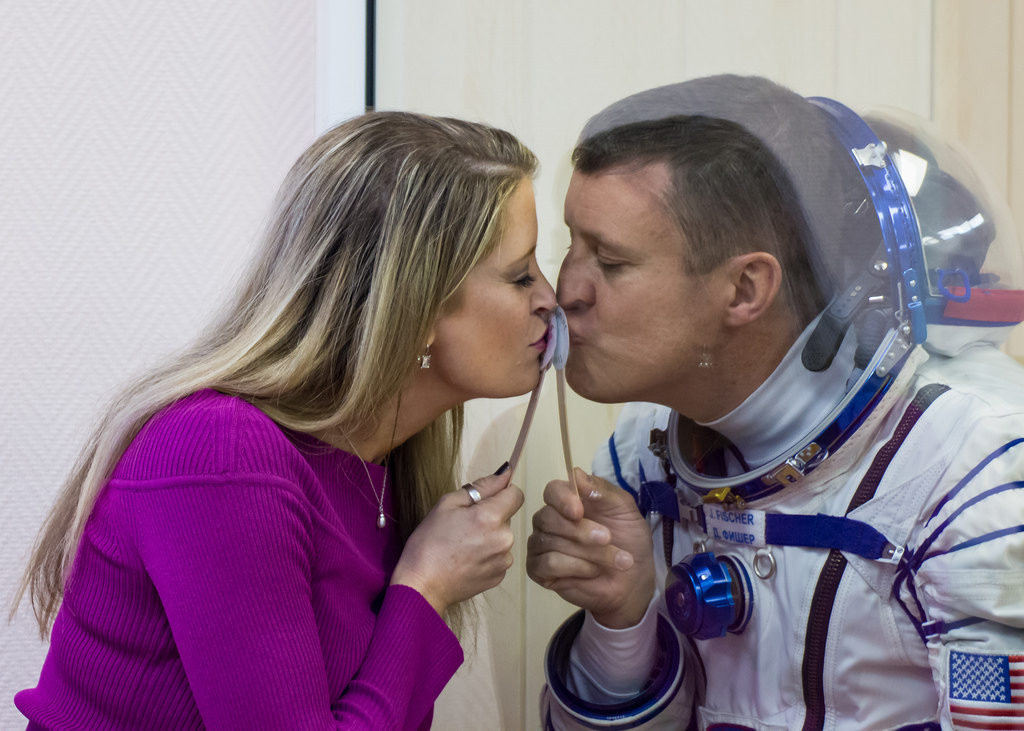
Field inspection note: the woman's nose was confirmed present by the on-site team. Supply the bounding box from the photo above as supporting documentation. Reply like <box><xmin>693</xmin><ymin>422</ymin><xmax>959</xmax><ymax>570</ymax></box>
<box><xmin>535</xmin><ymin>272</ymin><xmax>557</xmax><ymax>313</ymax></box>
<box><xmin>556</xmin><ymin>256</ymin><xmax>589</xmax><ymax>312</ymax></box>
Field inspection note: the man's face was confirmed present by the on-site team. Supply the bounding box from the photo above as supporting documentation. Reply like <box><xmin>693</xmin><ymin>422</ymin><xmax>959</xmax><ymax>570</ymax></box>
<box><xmin>558</xmin><ymin>163</ymin><xmax>726</xmax><ymax>419</ymax></box>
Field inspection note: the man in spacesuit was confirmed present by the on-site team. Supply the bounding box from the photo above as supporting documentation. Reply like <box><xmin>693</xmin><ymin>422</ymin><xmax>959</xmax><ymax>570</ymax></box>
<box><xmin>527</xmin><ymin>74</ymin><xmax>1024</xmax><ymax>730</ymax></box>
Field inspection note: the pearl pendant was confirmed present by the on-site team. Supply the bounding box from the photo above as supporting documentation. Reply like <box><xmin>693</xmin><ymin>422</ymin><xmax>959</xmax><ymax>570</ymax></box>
<box><xmin>377</xmin><ymin>510</ymin><xmax>386</xmax><ymax>529</ymax></box>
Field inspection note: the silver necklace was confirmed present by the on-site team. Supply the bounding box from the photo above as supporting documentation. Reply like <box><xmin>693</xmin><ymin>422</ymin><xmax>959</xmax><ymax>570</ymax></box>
<box><xmin>347</xmin><ymin>401</ymin><xmax>400</xmax><ymax>530</ymax></box>
<box><xmin>352</xmin><ymin>450</ymin><xmax>388</xmax><ymax>529</ymax></box>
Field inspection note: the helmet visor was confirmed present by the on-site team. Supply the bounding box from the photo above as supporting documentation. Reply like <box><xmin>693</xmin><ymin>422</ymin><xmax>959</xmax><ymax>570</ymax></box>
<box><xmin>864</xmin><ymin>108</ymin><xmax>1024</xmax><ymax>329</ymax></box>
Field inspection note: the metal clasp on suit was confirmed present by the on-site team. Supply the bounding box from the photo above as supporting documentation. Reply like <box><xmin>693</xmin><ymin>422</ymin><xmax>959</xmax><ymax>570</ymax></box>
<box><xmin>649</xmin><ymin>428</ymin><xmax>670</xmax><ymax>460</ymax></box>
<box><xmin>762</xmin><ymin>442</ymin><xmax>826</xmax><ymax>487</ymax></box>
<box><xmin>880</xmin><ymin>542</ymin><xmax>906</xmax><ymax>565</ymax></box>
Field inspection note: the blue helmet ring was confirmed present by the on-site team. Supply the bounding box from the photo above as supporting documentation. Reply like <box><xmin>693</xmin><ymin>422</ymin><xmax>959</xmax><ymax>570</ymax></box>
<box><xmin>810</xmin><ymin>96</ymin><xmax>929</xmax><ymax>350</ymax></box>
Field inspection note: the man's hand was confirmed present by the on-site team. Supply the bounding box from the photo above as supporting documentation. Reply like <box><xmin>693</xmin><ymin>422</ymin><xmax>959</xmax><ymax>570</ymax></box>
<box><xmin>526</xmin><ymin>468</ymin><xmax>655</xmax><ymax>628</ymax></box>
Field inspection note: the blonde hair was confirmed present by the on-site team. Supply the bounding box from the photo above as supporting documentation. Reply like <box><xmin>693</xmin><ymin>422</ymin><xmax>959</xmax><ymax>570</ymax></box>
<box><xmin>15</xmin><ymin>111</ymin><xmax>538</xmax><ymax>638</ymax></box>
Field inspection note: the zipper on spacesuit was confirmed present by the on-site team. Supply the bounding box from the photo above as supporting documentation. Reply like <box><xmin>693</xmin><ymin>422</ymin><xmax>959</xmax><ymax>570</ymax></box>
<box><xmin>799</xmin><ymin>383</ymin><xmax>949</xmax><ymax>731</ymax></box>
<box><xmin>801</xmin><ymin>549</ymin><xmax>847</xmax><ymax>731</ymax></box>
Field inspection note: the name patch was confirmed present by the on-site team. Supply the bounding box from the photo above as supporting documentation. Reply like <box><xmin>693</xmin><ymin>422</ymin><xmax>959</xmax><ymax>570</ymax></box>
<box><xmin>704</xmin><ymin>508</ymin><xmax>767</xmax><ymax>548</ymax></box>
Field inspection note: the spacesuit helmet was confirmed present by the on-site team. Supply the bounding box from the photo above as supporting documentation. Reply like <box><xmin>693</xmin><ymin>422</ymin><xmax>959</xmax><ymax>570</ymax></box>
<box><xmin>578</xmin><ymin>74</ymin><xmax>1024</xmax><ymax>503</ymax></box>
<box><xmin>859</xmin><ymin>105</ymin><xmax>1024</xmax><ymax>355</ymax></box>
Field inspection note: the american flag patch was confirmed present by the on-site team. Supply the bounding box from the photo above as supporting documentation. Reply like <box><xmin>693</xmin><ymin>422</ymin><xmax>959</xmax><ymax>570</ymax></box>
<box><xmin>949</xmin><ymin>650</ymin><xmax>1024</xmax><ymax>730</ymax></box>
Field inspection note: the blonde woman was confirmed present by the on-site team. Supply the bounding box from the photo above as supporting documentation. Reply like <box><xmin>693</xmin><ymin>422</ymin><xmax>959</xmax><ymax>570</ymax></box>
<box><xmin>14</xmin><ymin>112</ymin><xmax>556</xmax><ymax>730</ymax></box>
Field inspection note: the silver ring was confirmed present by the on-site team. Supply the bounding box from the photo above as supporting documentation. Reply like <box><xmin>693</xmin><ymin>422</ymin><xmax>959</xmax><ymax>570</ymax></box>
<box><xmin>753</xmin><ymin>548</ymin><xmax>777</xmax><ymax>580</ymax></box>
<box><xmin>464</xmin><ymin>485</ymin><xmax>482</xmax><ymax>504</ymax></box>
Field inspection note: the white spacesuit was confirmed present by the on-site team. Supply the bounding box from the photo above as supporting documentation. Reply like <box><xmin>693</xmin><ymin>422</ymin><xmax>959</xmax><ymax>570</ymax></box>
<box><xmin>541</xmin><ymin>81</ymin><xmax>1024</xmax><ymax>731</ymax></box>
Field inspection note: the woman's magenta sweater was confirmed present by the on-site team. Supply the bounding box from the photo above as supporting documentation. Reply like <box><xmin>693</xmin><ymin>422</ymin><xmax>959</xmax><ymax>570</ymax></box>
<box><xmin>16</xmin><ymin>390</ymin><xmax>463</xmax><ymax>729</ymax></box>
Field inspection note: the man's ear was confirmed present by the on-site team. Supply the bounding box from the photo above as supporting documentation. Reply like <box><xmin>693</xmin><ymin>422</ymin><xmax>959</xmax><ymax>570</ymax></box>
<box><xmin>723</xmin><ymin>252</ymin><xmax>783</xmax><ymax>326</ymax></box>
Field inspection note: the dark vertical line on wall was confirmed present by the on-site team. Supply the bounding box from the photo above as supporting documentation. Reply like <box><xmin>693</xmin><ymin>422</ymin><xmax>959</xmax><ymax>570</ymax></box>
<box><xmin>365</xmin><ymin>0</ymin><xmax>376</xmax><ymax>112</ymax></box>
<box><xmin>1007</xmin><ymin>0</ymin><xmax>1013</xmax><ymax>200</ymax></box>
<box><xmin>1009</xmin><ymin>0</ymin><xmax>1018</xmax><ymax>220</ymax></box>
<box><xmin>928</xmin><ymin>0</ymin><xmax>936</xmax><ymax>121</ymax></box>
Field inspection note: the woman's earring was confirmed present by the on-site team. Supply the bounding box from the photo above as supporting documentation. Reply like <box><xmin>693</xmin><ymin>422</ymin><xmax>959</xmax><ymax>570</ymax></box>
<box><xmin>417</xmin><ymin>345</ymin><xmax>431</xmax><ymax>369</ymax></box>
<box><xmin>698</xmin><ymin>344</ymin><xmax>713</xmax><ymax>369</ymax></box>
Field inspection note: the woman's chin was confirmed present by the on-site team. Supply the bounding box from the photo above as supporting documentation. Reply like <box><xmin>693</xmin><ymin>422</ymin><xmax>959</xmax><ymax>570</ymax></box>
<box><xmin>500</xmin><ymin>370</ymin><xmax>545</xmax><ymax>399</ymax></box>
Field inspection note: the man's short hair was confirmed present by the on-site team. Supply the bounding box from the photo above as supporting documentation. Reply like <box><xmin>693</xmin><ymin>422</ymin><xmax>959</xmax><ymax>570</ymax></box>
<box><xmin>573</xmin><ymin>115</ymin><xmax>827</xmax><ymax>328</ymax></box>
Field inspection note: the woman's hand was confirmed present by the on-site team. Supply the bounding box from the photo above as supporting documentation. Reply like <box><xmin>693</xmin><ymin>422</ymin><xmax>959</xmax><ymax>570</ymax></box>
<box><xmin>391</xmin><ymin>467</ymin><xmax>525</xmax><ymax>616</ymax></box>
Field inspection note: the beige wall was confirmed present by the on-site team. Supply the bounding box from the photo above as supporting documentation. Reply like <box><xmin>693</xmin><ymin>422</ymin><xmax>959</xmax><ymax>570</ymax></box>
<box><xmin>375</xmin><ymin>2</ymin><xmax>1024</xmax><ymax>729</ymax></box>
<box><xmin>932</xmin><ymin>0</ymin><xmax>1024</xmax><ymax>355</ymax></box>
